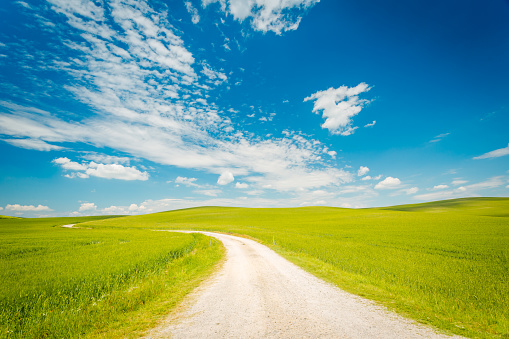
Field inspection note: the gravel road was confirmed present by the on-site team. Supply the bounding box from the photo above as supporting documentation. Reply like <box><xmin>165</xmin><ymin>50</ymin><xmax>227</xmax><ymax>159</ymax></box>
<box><xmin>146</xmin><ymin>231</ymin><xmax>462</xmax><ymax>338</ymax></box>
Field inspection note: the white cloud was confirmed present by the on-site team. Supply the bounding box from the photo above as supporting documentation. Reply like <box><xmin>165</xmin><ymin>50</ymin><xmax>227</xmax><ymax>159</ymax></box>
<box><xmin>432</xmin><ymin>184</ymin><xmax>449</xmax><ymax>190</ymax></box>
<box><xmin>128</xmin><ymin>203</ymin><xmax>146</xmax><ymax>212</ymax></box>
<box><xmin>175</xmin><ymin>176</ymin><xmax>200</xmax><ymax>187</ymax></box>
<box><xmin>304</xmin><ymin>83</ymin><xmax>372</xmax><ymax>135</ymax></box>
<box><xmin>85</xmin><ymin>163</ymin><xmax>149</xmax><ymax>181</ymax></box>
<box><xmin>364</xmin><ymin>120</ymin><xmax>376</xmax><ymax>127</ymax></box>
<box><xmin>204</xmin><ymin>0</ymin><xmax>320</xmax><ymax>34</ymax></box>
<box><xmin>235</xmin><ymin>182</ymin><xmax>249</xmax><ymax>188</ymax></box>
<box><xmin>102</xmin><ymin>205</ymin><xmax>127</xmax><ymax>214</ymax></box>
<box><xmin>194</xmin><ymin>189</ymin><xmax>222</xmax><ymax>197</ymax></box>
<box><xmin>414</xmin><ymin>176</ymin><xmax>505</xmax><ymax>201</ymax></box>
<box><xmin>3</xmin><ymin>138</ymin><xmax>63</xmax><ymax>151</ymax></box>
<box><xmin>361</xmin><ymin>176</ymin><xmax>371</xmax><ymax>181</ymax></box>
<box><xmin>327</xmin><ymin>150</ymin><xmax>337</xmax><ymax>158</ymax></box>
<box><xmin>452</xmin><ymin>179</ymin><xmax>468</xmax><ymax>186</ymax></box>
<box><xmin>217</xmin><ymin>171</ymin><xmax>234</xmax><ymax>185</ymax></box>
<box><xmin>16</xmin><ymin>1</ymin><xmax>32</xmax><ymax>9</ymax></box>
<box><xmin>374</xmin><ymin>177</ymin><xmax>401</xmax><ymax>190</ymax></box>
<box><xmin>82</xmin><ymin>153</ymin><xmax>130</xmax><ymax>164</ymax></box>
<box><xmin>357</xmin><ymin>166</ymin><xmax>369</xmax><ymax>176</ymax></box>
<box><xmin>53</xmin><ymin>157</ymin><xmax>148</xmax><ymax>181</ymax></box>
<box><xmin>79</xmin><ymin>202</ymin><xmax>97</xmax><ymax>211</ymax></box>
<box><xmin>201</xmin><ymin>64</ymin><xmax>227</xmax><ymax>84</ymax></box>
<box><xmin>53</xmin><ymin>157</ymin><xmax>88</xmax><ymax>171</ymax></box>
<box><xmin>6</xmin><ymin>204</ymin><xmax>52</xmax><ymax>211</ymax></box>
<box><xmin>403</xmin><ymin>187</ymin><xmax>419</xmax><ymax>195</ymax></box>
<box><xmin>0</xmin><ymin>207</ymin><xmax>3</xmax><ymax>211</ymax></box>
<box><xmin>430</xmin><ymin>132</ymin><xmax>450</xmax><ymax>143</ymax></box>
<box><xmin>473</xmin><ymin>143</ymin><xmax>509</xmax><ymax>159</ymax></box>
<box><xmin>0</xmin><ymin>0</ymin><xmax>358</xmax><ymax>194</ymax></box>
<box><xmin>185</xmin><ymin>1</ymin><xmax>200</xmax><ymax>24</ymax></box>
<box><xmin>337</xmin><ymin>185</ymin><xmax>374</xmax><ymax>195</ymax></box>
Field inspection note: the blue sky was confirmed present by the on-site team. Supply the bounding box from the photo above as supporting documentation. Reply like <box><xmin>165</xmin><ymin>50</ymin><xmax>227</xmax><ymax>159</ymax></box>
<box><xmin>1</xmin><ymin>0</ymin><xmax>508</xmax><ymax>217</ymax></box>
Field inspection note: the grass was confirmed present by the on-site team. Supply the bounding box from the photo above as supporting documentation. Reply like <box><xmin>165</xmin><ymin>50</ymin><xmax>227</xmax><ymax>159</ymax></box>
<box><xmin>0</xmin><ymin>216</ymin><xmax>224</xmax><ymax>338</ymax></box>
<box><xmin>86</xmin><ymin>197</ymin><xmax>509</xmax><ymax>339</ymax></box>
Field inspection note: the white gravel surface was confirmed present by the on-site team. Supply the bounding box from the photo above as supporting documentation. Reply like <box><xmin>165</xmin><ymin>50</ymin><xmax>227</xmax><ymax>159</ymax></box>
<box><xmin>145</xmin><ymin>231</ymin><xmax>462</xmax><ymax>339</ymax></box>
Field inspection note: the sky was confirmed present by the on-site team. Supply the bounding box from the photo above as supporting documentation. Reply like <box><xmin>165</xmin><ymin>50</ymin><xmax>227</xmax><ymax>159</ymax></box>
<box><xmin>0</xmin><ymin>0</ymin><xmax>508</xmax><ymax>217</ymax></box>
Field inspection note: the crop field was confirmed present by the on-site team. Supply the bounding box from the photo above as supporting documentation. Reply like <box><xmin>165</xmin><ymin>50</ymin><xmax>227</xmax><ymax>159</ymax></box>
<box><xmin>86</xmin><ymin>197</ymin><xmax>509</xmax><ymax>338</ymax></box>
<box><xmin>0</xmin><ymin>216</ymin><xmax>223</xmax><ymax>338</ymax></box>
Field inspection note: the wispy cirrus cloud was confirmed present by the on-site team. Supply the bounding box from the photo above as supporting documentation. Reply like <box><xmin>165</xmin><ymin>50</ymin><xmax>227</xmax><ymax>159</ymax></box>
<box><xmin>0</xmin><ymin>0</ymin><xmax>351</xmax><ymax>194</ymax></box>
<box><xmin>473</xmin><ymin>143</ymin><xmax>509</xmax><ymax>159</ymax></box>
<box><xmin>175</xmin><ymin>176</ymin><xmax>201</xmax><ymax>187</ymax></box>
<box><xmin>3</xmin><ymin>138</ymin><xmax>64</xmax><ymax>151</ymax></box>
<box><xmin>185</xmin><ymin>1</ymin><xmax>200</xmax><ymax>24</ymax></box>
<box><xmin>430</xmin><ymin>132</ymin><xmax>450</xmax><ymax>143</ymax></box>
<box><xmin>203</xmin><ymin>0</ymin><xmax>320</xmax><ymax>34</ymax></box>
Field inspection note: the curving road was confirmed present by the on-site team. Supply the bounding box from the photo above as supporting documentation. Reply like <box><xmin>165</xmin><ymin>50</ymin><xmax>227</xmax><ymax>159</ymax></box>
<box><xmin>146</xmin><ymin>231</ymin><xmax>462</xmax><ymax>338</ymax></box>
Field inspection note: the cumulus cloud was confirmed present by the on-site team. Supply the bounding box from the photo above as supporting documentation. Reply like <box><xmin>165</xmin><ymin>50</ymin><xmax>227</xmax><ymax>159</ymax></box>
<box><xmin>403</xmin><ymin>187</ymin><xmax>419</xmax><ymax>195</ymax></box>
<box><xmin>102</xmin><ymin>205</ymin><xmax>127</xmax><ymax>214</ymax></box>
<box><xmin>175</xmin><ymin>176</ymin><xmax>200</xmax><ymax>187</ymax></box>
<box><xmin>357</xmin><ymin>166</ymin><xmax>369</xmax><ymax>176</ymax></box>
<box><xmin>53</xmin><ymin>157</ymin><xmax>148</xmax><ymax>181</ymax></box>
<box><xmin>203</xmin><ymin>0</ymin><xmax>320</xmax><ymax>34</ymax></box>
<box><xmin>473</xmin><ymin>143</ymin><xmax>509</xmax><ymax>159</ymax></box>
<box><xmin>128</xmin><ymin>203</ymin><xmax>143</xmax><ymax>212</ymax></box>
<box><xmin>452</xmin><ymin>179</ymin><xmax>468</xmax><ymax>186</ymax></box>
<box><xmin>79</xmin><ymin>202</ymin><xmax>97</xmax><ymax>211</ymax></box>
<box><xmin>235</xmin><ymin>182</ymin><xmax>249</xmax><ymax>188</ymax></box>
<box><xmin>304</xmin><ymin>83</ymin><xmax>372</xmax><ymax>135</ymax></box>
<box><xmin>6</xmin><ymin>204</ymin><xmax>52</xmax><ymax>211</ymax></box>
<box><xmin>374</xmin><ymin>177</ymin><xmax>401</xmax><ymax>190</ymax></box>
<box><xmin>217</xmin><ymin>171</ymin><xmax>234</xmax><ymax>185</ymax></box>
<box><xmin>53</xmin><ymin>157</ymin><xmax>88</xmax><ymax>171</ymax></box>
<box><xmin>432</xmin><ymin>184</ymin><xmax>449</xmax><ymax>190</ymax></box>
<box><xmin>364</xmin><ymin>120</ymin><xmax>376</xmax><ymax>127</ymax></box>
<box><xmin>85</xmin><ymin>163</ymin><xmax>148</xmax><ymax>181</ymax></box>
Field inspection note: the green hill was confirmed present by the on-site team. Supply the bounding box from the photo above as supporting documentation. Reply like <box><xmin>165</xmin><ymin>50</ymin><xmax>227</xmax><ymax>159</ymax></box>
<box><xmin>86</xmin><ymin>198</ymin><xmax>509</xmax><ymax>338</ymax></box>
<box><xmin>383</xmin><ymin>197</ymin><xmax>509</xmax><ymax>217</ymax></box>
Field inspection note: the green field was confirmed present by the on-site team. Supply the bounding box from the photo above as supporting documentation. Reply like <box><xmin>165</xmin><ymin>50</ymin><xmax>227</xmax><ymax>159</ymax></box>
<box><xmin>1</xmin><ymin>198</ymin><xmax>508</xmax><ymax>338</ymax></box>
<box><xmin>83</xmin><ymin>197</ymin><xmax>509</xmax><ymax>338</ymax></box>
<box><xmin>0</xmin><ymin>216</ymin><xmax>224</xmax><ymax>338</ymax></box>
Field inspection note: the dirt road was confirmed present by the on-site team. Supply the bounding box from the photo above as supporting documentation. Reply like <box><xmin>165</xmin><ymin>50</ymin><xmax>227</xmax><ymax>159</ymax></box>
<box><xmin>146</xmin><ymin>232</ymin><xmax>461</xmax><ymax>338</ymax></box>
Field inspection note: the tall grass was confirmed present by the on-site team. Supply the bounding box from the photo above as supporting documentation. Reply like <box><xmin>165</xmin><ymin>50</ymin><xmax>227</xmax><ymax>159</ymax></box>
<box><xmin>0</xmin><ymin>217</ymin><xmax>223</xmax><ymax>338</ymax></box>
<box><xmin>88</xmin><ymin>198</ymin><xmax>509</xmax><ymax>338</ymax></box>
